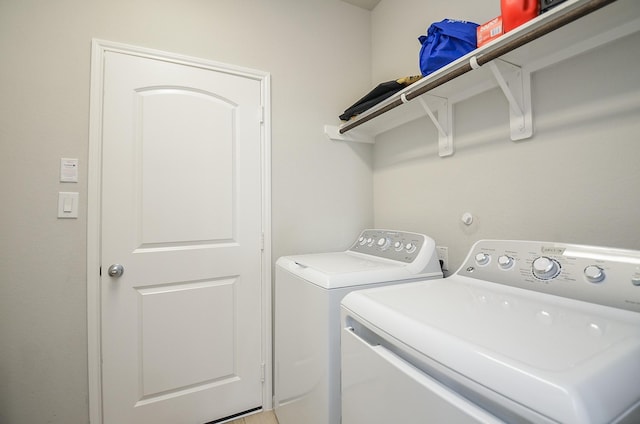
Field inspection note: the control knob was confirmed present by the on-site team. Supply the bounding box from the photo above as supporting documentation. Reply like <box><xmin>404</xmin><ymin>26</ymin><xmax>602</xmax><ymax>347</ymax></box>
<box><xmin>475</xmin><ymin>252</ymin><xmax>490</xmax><ymax>266</ymax></box>
<box><xmin>584</xmin><ymin>265</ymin><xmax>605</xmax><ymax>283</ymax></box>
<box><xmin>498</xmin><ymin>255</ymin><xmax>514</xmax><ymax>270</ymax></box>
<box><xmin>394</xmin><ymin>241</ymin><xmax>404</xmax><ymax>251</ymax></box>
<box><xmin>405</xmin><ymin>243</ymin><xmax>417</xmax><ymax>253</ymax></box>
<box><xmin>532</xmin><ymin>256</ymin><xmax>561</xmax><ymax>280</ymax></box>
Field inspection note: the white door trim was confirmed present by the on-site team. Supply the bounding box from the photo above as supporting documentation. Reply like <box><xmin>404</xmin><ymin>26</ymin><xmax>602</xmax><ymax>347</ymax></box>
<box><xmin>87</xmin><ymin>39</ymin><xmax>272</xmax><ymax>424</ymax></box>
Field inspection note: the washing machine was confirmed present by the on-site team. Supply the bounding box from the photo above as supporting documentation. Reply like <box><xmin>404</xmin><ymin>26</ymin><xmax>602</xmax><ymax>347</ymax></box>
<box><xmin>274</xmin><ymin>229</ymin><xmax>443</xmax><ymax>424</ymax></box>
<box><xmin>341</xmin><ymin>239</ymin><xmax>640</xmax><ymax>424</ymax></box>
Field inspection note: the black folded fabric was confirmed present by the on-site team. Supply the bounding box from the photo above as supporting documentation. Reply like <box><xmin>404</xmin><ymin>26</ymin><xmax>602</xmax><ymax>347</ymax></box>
<box><xmin>339</xmin><ymin>76</ymin><xmax>421</xmax><ymax>121</ymax></box>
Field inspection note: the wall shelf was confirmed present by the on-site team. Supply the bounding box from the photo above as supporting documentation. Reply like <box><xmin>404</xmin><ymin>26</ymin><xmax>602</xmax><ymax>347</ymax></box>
<box><xmin>325</xmin><ymin>0</ymin><xmax>640</xmax><ymax>156</ymax></box>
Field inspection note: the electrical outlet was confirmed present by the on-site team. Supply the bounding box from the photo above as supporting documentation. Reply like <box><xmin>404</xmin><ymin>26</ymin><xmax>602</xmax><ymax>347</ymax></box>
<box><xmin>436</xmin><ymin>246</ymin><xmax>449</xmax><ymax>272</ymax></box>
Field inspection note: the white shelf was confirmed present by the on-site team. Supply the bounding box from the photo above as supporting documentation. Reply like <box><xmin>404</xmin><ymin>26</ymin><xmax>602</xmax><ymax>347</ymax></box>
<box><xmin>325</xmin><ymin>0</ymin><xmax>640</xmax><ymax>156</ymax></box>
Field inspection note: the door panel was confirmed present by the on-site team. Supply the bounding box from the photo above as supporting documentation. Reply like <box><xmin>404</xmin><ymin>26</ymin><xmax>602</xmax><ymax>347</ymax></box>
<box><xmin>100</xmin><ymin>51</ymin><xmax>264</xmax><ymax>424</ymax></box>
<box><xmin>138</xmin><ymin>279</ymin><xmax>236</xmax><ymax>398</ymax></box>
<box><xmin>137</xmin><ymin>87</ymin><xmax>235</xmax><ymax>245</ymax></box>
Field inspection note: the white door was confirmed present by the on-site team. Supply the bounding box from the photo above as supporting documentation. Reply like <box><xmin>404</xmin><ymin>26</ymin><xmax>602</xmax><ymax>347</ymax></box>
<box><xmin>98</xmin><ymin>49</ymin><xmax>266</xmax><ymax>424</ymax></box>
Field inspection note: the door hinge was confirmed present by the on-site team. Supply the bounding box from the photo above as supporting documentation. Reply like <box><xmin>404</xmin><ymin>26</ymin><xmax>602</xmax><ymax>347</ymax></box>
<box><xmin>99</xmin><ymin>266</ymin><xmax>102</xmax><ymax>276</ymax></box>
<box><xmin>261</xmin><ymin>362</ymin><xmax>266</xmax><ymax>383</ymax></box>
<box><xmin>257</xmin><ymin>106</ymin><xmax>264</xmax><ymax>124</ymax></box>
<box><xmin>260</xmin><ymin>233</ymin><xmax>265</xmax><ymax>251</ymax></box>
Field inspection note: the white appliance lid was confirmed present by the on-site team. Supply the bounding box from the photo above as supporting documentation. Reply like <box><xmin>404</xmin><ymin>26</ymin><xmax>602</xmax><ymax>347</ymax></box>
<box><xmin>342</xmin><ymin>277</ymin><xmax>640</xmax><ymax>424</ymax></box>
<box><xmin>290</xmin><ymin>252</ymin><xmax>400</xmax><ymax>274</ymax></box>
<box><xmin>277</xmin><ymin>252</ymin><xmax>440</xmax><ymax>289</ymax></box>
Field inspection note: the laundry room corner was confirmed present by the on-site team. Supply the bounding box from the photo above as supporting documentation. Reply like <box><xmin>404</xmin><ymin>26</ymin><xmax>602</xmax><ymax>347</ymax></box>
<box><xmin>370</xmin><ymin>0</ymin><xmax>640</xmax><ymax>273</ymax></box>
<box><xmin>0</xmin><ymin>1</ymin><xmax>375</xmax><ymax>423</ymax></box>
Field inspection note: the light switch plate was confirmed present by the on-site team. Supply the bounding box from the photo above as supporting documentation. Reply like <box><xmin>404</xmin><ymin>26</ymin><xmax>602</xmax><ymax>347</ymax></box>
<box><xmin>58</xmin><ymin>192</ymin><xmax>79</xmax><ymax>218</ymax></box>
<box><xmin>60</xmin><ymin>158</ymin><xmax>79</xmax><ymax>182</ymax></box>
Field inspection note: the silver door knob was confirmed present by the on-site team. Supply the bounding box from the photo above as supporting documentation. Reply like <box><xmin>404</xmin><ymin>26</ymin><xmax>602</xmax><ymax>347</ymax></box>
<box><xmin>108</xmin><ymin>264</ymin><xmax>124</xmax><ymax>278</ymax></box>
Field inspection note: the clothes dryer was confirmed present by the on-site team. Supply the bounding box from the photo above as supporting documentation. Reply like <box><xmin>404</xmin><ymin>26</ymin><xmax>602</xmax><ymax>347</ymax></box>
<box><xmin>341</xmin><ymin>240</ymin><xmax>640</xmax><ymax>424</ymax></box>
<box><xmin>274</xmin><ymin>229</ymin><xmax>442</xmax><ymax>424</ymax></box>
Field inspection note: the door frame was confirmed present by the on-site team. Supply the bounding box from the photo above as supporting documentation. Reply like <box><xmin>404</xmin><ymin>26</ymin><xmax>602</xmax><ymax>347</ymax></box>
<box><xmin>87</xmin><ymin>39</ymin><xmax>272</xmax><ymax>424</ymax></box>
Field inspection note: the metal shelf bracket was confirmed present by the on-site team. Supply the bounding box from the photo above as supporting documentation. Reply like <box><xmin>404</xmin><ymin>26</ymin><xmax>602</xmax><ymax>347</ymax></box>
<box><xmin>487</xmin><ymin>59</ymin><xmax>533</xmax><ymax>140</ymax></box>
<box><xmin>417</xmin><ymin>95</ymin><xmax>453</xmax><ymax>157</ymax></box>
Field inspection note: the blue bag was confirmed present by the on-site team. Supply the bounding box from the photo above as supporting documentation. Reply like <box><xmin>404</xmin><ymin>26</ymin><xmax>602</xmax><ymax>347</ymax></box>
<box><xmin>418</xmin><ymin>19</ymin><xmax>479</xmax><ymax>77</ymax></box>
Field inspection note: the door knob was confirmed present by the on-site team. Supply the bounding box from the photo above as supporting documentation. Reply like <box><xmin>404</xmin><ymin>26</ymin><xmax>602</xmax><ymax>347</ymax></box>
<box><xmin>107</xmin><ymin>264</ymin><xmax>124</xmax><ymax>278</ymax></box>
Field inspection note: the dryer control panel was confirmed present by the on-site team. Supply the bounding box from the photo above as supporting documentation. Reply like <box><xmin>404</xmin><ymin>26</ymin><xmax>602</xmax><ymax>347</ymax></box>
<box><xmin>349</xmin><ymin>229</ymin><xmax>427</xmax><ymax>264</ymax></box>
<box><xmin>459</xmin><ymin>240</ymin><xmax>640</xmax><ymax>312</ymax></box>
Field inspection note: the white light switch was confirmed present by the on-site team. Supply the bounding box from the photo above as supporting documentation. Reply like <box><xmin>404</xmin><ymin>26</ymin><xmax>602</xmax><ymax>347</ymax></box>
<box><xmin>60</xmin><ymin>158</ymin><xmax>79</xmax><ymax>182</ymax></box>
<box><xmin>58</xmin><ymin>192</ymin><xmax>79</xmax><ymax>218</ymax></box>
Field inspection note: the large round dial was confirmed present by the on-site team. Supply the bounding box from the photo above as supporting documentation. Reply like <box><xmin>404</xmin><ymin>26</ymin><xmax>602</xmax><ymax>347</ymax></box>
<box><xmin>376</xmin><ymin>237</ymin><xmax>390</xmax><ymax>250</ymax></box>
<box><xmin>532</xmin><ymin>256</ymin><xmax>561</xmax><ymax>280</ymax></box>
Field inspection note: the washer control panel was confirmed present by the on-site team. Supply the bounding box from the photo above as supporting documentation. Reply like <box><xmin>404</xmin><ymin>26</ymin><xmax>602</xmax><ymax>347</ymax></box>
<box><xmin>349</xmin><ymin>229</ymin><xmax>426</xmax><ymax>263</ymax></box>
<box><xmin>459</xmin><ymin>240</ymin><xmax>640</xmax><ymax>313</ymax></box>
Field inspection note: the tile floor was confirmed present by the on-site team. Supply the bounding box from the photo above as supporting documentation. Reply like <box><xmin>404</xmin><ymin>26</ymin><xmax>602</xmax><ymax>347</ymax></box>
<box><xmin>228</xmin><ymin>410</ymin><xmax>278</xmax><ymax>424</ymax></box>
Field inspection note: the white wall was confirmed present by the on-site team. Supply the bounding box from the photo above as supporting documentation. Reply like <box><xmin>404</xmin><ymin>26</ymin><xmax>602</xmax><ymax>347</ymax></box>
<box><xmin>0</xmin><ymin>1</ymin><xmax>372</xmax><ymax>422</ymax></box>
<box><xmin>371</xmin><ymin>0</ymin><xmax>640</xmax><ymax>273</ymax></box>
<box><xmin>372</xmin><ymin>0</ymin><xmax>499</xmax><ymax>81</ymax></box>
